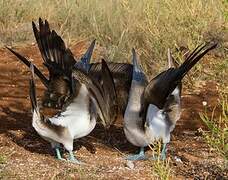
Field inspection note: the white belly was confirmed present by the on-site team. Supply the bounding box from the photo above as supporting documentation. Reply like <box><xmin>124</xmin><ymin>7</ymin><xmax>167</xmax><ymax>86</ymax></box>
<box><xmin>146</xmin><ymin>104</ymin><xmax>170</xmax><ymax>144</ymax></box>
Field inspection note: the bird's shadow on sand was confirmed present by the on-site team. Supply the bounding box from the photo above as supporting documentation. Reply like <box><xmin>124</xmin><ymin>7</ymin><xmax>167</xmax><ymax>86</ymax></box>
<box><xmin>0</xmin><ymin>105</ymin><xmax>138</xmax><ymax>158</ymax></box>
<box><xmin>0</xmin><ymin>106</ymin><xmax>100</xmax><ymax>156</ymax></box>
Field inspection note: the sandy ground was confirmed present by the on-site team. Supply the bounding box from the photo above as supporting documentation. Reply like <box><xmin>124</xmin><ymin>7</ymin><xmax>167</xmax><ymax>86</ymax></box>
<box><xmin>0</xmin><ymin>44</ymin><xmax>227</xmax><ymax>179</ymax></box>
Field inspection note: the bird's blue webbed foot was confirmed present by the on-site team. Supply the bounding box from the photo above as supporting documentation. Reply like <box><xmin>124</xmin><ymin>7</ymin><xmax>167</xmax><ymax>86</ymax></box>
<box><xmin>125</xmin><ymin>147</ymin><xmax>147</xmax><ymax>161</ymax></box>
<box><xmin>68</xmin><ymin>151</ymin><xmax>82</xmax><ymax>164</ymax></box>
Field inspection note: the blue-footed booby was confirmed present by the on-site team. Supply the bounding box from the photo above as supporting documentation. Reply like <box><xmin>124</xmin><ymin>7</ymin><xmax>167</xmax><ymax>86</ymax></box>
<box><xmin>124</xmin><ymin>42</ymin><xmax>217</xmax><ymax>161</ymax></box>
<box><xmin>6</xmin><ymin>18</ymin><xmax>96</xmax><ymax>109</ymax></box>
<box><xmin>29</xmin><ymin>57</ymin><xmax>117</xmax><ymax>163</ymax></box>
<box><xmin>7</xmin><ymin>18</ymin><xmax>133</xmax><ymax>119</ymax></box>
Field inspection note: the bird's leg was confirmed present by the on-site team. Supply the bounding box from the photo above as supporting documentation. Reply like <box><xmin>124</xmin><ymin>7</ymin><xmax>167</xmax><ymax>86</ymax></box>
<box><xmin>51</xmin><ymin>142</ymin><xmax>65</xmax><ymax>161</ymax></box>
<box><xmin>55</xmin><ymin>147</ymin><xmax>65</xmax><ymax>161</ymax></box>
<box><xmin>160</xmin><ymin>143</ymin><xmax>167</xmax><ymax>160</ymax></box>
<box><xmin>150</xmin><ymin>143</ymin><xmax>167</xmax><ymax>160</ymax></box>
<box><xmin>68</xmin><ymin>151</ymin><xmax>81</xmax><ymax>164</ymax></box>
<box><xmin>125</xmin><ymin>147</ymin><xmax>147</xmax><ymax>161</ymax></box>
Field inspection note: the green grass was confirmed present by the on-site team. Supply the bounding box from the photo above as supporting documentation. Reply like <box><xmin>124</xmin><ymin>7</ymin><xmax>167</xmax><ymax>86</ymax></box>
<box><xmin>199</xmin><ymin>93</ymin><xmax>228</xmax><ymax>160</ymax></box>
<box><xmin>0</xmin><ymin>0</ymin><xmax>227</xmax><ymax>77</ymax></box>
<box><xmin>149</xmin><ymin>142</ymin><xmax>173</xmax><ymax>180</ymax></box>
<box><xmin>152</xmin><ymin>158</ymin><xmax>172</xmax><ymax>180</ymax></box>
<box><xmin>0</xmin><ymin>155</ymin><xmax>8</xmax><ymax>179</ymax></box>
<box><xmin>0</xmin><ymin>155</ymin><xmax>6</xmax><ymax>165</ymax></box>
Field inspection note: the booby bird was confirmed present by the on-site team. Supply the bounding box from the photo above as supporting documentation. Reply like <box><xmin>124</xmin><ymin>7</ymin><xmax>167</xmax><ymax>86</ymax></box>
<box><xmin>7</xmin><ymin>18</ymin><xmax>96</xmax><ymax>109</ymax></box>
<box><xmin>124</xmin><ymin>42</ymin><xmax>217</xmax><ymax>161</ymax></box>
<box><xmin>7</xmin><ymin>18</ymin><xmax>133</xmax><ymax>116</ymax></box>
<box><xmin>29</xmin><ymin>57</ymin><xmax>117</xmax><ymax>163</ymax></box>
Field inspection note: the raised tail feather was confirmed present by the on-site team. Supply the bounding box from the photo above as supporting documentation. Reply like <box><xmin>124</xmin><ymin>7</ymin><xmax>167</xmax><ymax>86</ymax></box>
<box><xmin>177</xmin><ymin>42</ymin><xmax>217</xmax><ymax>79</ymax></box>
<box><xmin>75</xmin><ymin>39</ymin><xmax>96</xmax><ymax>72</ymax></box>
<box><xmin>143</xmin><ymin>42</ymin><xmax>217</xmax><ymax>112</ymax></box>
<box><xmin>32</xmin><ymin>18</ymin><xmax>76</xmax><ymax>77</ymax></box>
<box><xmin>6</xmin><ymin>47</ymin><xmax>49</xmax><ymax>88</ymax></box>
<box><xmin>167</xmin><ymin>48</ymin><xmax>179</xmax><ymax>68</ymax></box>
<box><xmin>29</xmin><ymin>64</ymin><xmax>38</xmax><ymax>113</ymax></box>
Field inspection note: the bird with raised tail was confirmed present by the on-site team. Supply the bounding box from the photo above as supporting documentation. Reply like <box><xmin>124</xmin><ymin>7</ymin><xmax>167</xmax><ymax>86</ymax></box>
<box><xmin>7</xmin><ymin>18</ymin><xmax>133</xmax><ymax>120</ymax></box>
<box><xmin>6</xmin><ymin>18</ymin><xmax>96</xmax><ymax>109</ymax></box>
<box><xmin>124</xmin><ymin>42</ymin><xmax>217</xmax><ymax>161</ymax></box>
<box><xmin>29</xmin><ymin>58</ymin><xmax>117</xmax><ymax>164</ymax></box>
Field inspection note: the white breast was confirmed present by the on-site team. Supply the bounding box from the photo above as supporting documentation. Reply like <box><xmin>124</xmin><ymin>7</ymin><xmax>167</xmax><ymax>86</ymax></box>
<box><xmin>146</xmin><ymin>104</ymin><xmax>170</xmax><ymax>144</ymax></box>
<box><xmin>49</xmin><ymin>84</ymin><xmax>96</xmax><ymax>139</ymax></box>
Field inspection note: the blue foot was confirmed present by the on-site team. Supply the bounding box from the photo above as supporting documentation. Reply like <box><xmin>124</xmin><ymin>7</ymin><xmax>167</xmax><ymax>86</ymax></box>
<box><xmin>125</xmin><ymin>147</ymin><xmax>147</xmax><ymax>161</ymax></box>
<box><xmin>68</xmin><ymin>151</ymin><xmax>82</xmax><ymax>164</ymax></box>
<box><xmin>126</xmin><ymin>153</ymin><xmax>147</xmax><ymax>161</ymax></box>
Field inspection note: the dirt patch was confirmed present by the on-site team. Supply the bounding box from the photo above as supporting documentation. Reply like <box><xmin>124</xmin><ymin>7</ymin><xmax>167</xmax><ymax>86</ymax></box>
<box><xmin>0</xmin><ymin>45</ymin><xmax>227</xmax><ymax>179</ymax></box>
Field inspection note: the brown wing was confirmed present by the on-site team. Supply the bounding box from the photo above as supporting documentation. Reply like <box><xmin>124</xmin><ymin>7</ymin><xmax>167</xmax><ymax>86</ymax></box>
<box><xmin>89</xmin><ymin>62</ymin><xmax>133</xmax><ymax>114</ymax></box>
<box><xmin>6</xmin><ymin>47</ymin><xmax>49</xmax><ymax>88</ymax></box>
<box><xmin>32</xmin><ymin>18</ymin><xmax>76</xmax><ymax>79</ymax></box>
<box><xmin>100</xmin><ymin>60</ymin><xmax>118</xmax><ymax>127</ymax></box>
<box><xmin>72</xmin><ymin>60</ymin><xmax>118</xmax><ymax>128</ymax></box>
<box><xmin>141</xmin><ymin>42</ymin><xmax>217</xmax><ymax>121</ymax></box>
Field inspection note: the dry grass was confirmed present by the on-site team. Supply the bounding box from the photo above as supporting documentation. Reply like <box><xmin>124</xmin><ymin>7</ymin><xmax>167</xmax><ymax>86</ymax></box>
<box><xmin>0</xmin><ymin>0</ymin><xmax>227</xmax><ymax>75</ymax></box>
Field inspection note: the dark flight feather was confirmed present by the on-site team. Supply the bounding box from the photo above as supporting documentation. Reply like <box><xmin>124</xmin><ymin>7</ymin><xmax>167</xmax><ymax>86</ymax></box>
<box><xmin>89</xmin><ymin>62</ymin><xmax>133</xmax><ymax>113</ymax></box>
<box><xmin>6</xmin><ymin>47</ymin><xmax>49</xmax><ymax>88</ymax></box>
<box><xmin>141</xmin><ymin>42</ymin><xmax>217</xmax><ymax>120</ymax></box>
<box><xmin>72</xmin><ymin>59</ymin><xmax>118</xmax><ymax>128</ymax></box>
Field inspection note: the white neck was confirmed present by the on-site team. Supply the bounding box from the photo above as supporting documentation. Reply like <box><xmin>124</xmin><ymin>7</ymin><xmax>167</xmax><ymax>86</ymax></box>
<box><xmin>124</xmin><ymin>80</ymin><xmax>144</xmax><ymax>125</ymax></box>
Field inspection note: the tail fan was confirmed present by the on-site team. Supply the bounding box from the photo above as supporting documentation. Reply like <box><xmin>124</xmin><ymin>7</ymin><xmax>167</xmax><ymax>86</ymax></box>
<box><xmin>132</xmin><ymin>48</ymin><xmax>147</xmax><ymax>82</ymax></box>
<box><xmin>6</xmin><ymin>47</ymin><xmax>49</xmax><ymax>88</ymax></box>
<box><xmin>75</xmin><ymin>39</ymin><xmax>96</xmax><ymax>72</ymax></box>
<box><xmin>29</xmin><ymin>64</ymin><xmax>38</xmax><ymax>113</ymax></box>
<box><xmin>32</xmin><ymin>18</ymin><xmax>76</xmax><ymax>78</ymax></box>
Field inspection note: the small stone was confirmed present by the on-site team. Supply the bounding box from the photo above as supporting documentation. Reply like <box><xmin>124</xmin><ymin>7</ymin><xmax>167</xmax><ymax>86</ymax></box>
<box><xmin>125</xmin><ymin>160</ymin><xmax>134</xmax><ymax>169</ymax></box>
<box><xmin>202</xmin><ymin>101</ymin><xmax>207</xmax><ymax>106</ymax></box>
<box><xmin>174</xmin><ymin>156</ymin><xmax>183</xmax><ymax>163</ymax></box>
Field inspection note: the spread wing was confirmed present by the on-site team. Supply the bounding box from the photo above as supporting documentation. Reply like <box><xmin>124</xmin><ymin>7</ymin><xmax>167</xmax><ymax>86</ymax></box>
<box><xmin>6</xmin><ymin>47</ymin><xmax>49</xmax><ymax>88</ymax></box>
<box><xmin>72</xmin><ymin>60</ymin><xmax>118</xmax><ymax>128</ymax></box>
<box><xmin>141</xmin><ymin>42</ymin><xmax>217</xmax><ymax>120</ymax></box>
<box><xmin>89</xmin><ymin>62</ymin><xmax>133</xmax><ymax>114</ymax></box>
<box><xmin>32</xmin><ymin>18</ymin><xmax>76</xmax><ymax>80</ymax></box>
